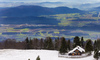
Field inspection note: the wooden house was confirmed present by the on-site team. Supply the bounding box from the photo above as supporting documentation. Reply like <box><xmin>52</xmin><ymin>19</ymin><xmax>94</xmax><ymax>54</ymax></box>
<box><xmin>68</xmin><ymin>46</ymin><xmax>85</xmax><ymax>56</ymax></box>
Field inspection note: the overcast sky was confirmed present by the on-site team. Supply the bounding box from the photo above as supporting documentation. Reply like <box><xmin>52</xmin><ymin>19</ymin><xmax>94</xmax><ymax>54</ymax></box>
<box><xmin>1</xmin><ymin>0</ymin><xmax>100</xmax><ymax>9</ymax></box>
<box><xmin>0</xmin><ymin>0</ymin><xmax>100</xmax><ymax>4</ymax></box>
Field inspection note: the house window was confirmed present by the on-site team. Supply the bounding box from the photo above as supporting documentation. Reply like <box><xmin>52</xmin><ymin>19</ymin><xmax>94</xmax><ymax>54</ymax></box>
<box><xmin>72</xmin><ymin>53</ymin><xmax>74</xmax><ymax>56</ymax></box>
<box><xmin>78</xmin><ymin>53</ymin><xmax>80</xmax><ymax>55</ymax></box>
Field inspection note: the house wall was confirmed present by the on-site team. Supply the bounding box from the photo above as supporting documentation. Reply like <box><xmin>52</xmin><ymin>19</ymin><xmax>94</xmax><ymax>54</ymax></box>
<box><xmin>68</xmin><ymin>49</ymin><xmax>82</xmax><ymax>56</ymax></box>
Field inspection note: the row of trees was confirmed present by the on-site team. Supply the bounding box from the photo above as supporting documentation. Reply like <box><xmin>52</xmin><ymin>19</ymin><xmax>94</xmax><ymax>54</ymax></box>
<box><xmin>0</xmin><ymin>37</ymin><xmax>60</xmax><ymax>49</ymax></box>
<box><xmin>0</xmin><ymin>36</ymin><xmax>83</xmax><ymax>50</ymax></box>
<box><xmin>0</xmin><ymin>36</ymin><xmax>99</xmax><ymax>52</ymax></box>
<box><xmin>0</xmin><ymin>36</ymin><xmax>75</xmax><ymax>49</ymax></box>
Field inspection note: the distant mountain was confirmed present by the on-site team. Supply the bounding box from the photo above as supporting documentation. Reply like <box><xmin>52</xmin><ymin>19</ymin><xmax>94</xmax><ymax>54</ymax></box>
<box><xmin>91</xmin><ymin>6</ymin><xmax>100</xmax><ymax>12</ymax></box>
<box><xmin>0</xmin><ymin>2</ymin><xmax>81</xmax><ymax>9</ymax></box>
<box><xmin>77</xmin><ymin>3</ymin><xmax>100</xmax><ymax>10</ymax></box>
<box><xmin>0</xmin><ymin>5</ymin><xmax>84</xmax><ymax>17</ymax></box>
<box><xmin>1</xmin><ymin>2</ymin><xmax>100</xmax><ymax>10</ymax></box>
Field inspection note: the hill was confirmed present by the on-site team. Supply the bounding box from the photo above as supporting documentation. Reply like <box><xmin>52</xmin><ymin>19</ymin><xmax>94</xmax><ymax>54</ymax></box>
<box><xmin>0</xmin><ymin>5</ymin><xmax>84</xmax><ymax>17</ymax></box>
<box><xmin>91</xmin><ymin>6</ymin><xmax>100</xmax><ymax>12</ymax></box>
<box><xmin>0</xmin><ymin>5</ymin><xmax>83</xmax><ymax>25</ymax></box>
<box><xmin>0</xmin><ymin>49</ymin><xmax>94</xmax><ymax>60</ymax></box>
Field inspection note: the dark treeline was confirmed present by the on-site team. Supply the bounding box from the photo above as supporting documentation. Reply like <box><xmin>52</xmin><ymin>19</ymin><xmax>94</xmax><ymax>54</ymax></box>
<box><xmin>0</xmin><ymin>37</ymin><xmax>60</xmax><ymax>50</ymax></box>
<box><xmin>0</xmin><ymin>36</ymin><xmax>100</xmax><ymax>52</ymax></box>
<box><xmin>0</xmin><ymin>36</ymin><xmax>99</xmax><ymax>60</ymax></box>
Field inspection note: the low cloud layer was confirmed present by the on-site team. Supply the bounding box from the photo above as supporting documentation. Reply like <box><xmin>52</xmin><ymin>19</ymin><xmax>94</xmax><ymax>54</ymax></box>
<box><xmin>0</xmin><ymin>0</ymin><xmax>100</xmax><ymax>4</ymax></box>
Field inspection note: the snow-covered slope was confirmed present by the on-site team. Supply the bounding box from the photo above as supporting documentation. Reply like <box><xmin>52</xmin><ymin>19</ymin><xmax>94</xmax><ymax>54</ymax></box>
<box><xmin>0</xmin><ymin>49</ymin><xmax>97</xmax><ymax>60</ymax></box>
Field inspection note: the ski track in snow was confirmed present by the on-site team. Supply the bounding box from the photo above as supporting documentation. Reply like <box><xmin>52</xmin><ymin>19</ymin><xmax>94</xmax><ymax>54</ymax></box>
<box><xmin>0</xmin><ymin>49</ymin><xmax>99</xmax><ymax>60</ymax></box>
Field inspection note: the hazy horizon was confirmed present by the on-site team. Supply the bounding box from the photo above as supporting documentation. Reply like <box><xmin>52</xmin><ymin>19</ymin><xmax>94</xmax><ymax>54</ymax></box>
<box><xmin>1</xmin><ymin>0</ymin><xmax>100</xmax><ymax>10</ymax></box>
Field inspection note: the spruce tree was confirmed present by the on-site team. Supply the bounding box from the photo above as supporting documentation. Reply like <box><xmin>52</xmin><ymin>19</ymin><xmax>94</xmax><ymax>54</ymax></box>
<box><xmin>25</xmin><ymin>37</ymin><xmax>29</xmax><ymax>49</ymax></box>
<box><xmin>36</xmin><ymin>56</ymin><xmax>40</xmax><ymax>60</ymax></box>
<box><xmin>46</xmin><ymin>37</ymin><xmax>54</xmax><ymax>50</ymax></box>
<box><xmin>54</xmin><ymin>39</ymin><xmax>59</xmax><ymax>50</ymax></box>
<box><xmin>94</xmin><ymin>49</ymin><xmax>99</xmax><ymax>60</ymax></box>
<box><xmin>34</xmin><ymin>38</ymin><xmax>39</xmax><ymax>49</ymax></box>
<box><xmin>29</xmin><ymin>39</ymin><xmax>33</xmax><ymax>49</ymax></box>
<box><xmin>40</xmin><ymin>38</ymin><xmax>44</xmax><ymax>49</ymax></box>
<box><xmin>25</xmin><ymin>37</ymin><xmax>29</xmax><ymax>43</ymax></box>
<box><xmin>44</xmin><ymin>39</ymin><xmax>48</xmax><ymax>49</ymax></box>
<box><xmin>59</xmin><ymin>37</ymin><xmax>67</xmax><ymax>54</ymax></box>
<box><xmin>67</xmin><ymin>39</ymin><xmax>70</xmax><ymax>51</ymax></box>
<box><xmin>81</xmin><ymin>37</ymin><xmax>84</xmax><ymax>48</ymax></box>
<box><xmin>28</xmin><ymin>59</ymin><xmax>30</xmax><ymax>60</ymax></box>
<box><xmin>94</xmin><ymin>40</ymin><xmax>97</xmax><ymax>50</ymax></box>
<box><xmin>73</xmin><ymin>36</ymin><xmax>80</xmax><ymax>48</ymax></box>
<box><xmin>85</xmin><ymin>39</ymin><xmax>93</xmax><ymax>54</ymax></box>
<box><xmin>54</xmin><ymin>37</ymin><xmax>60</xmax><ymax>50</ymax></box>
<box><xmin>97</xmin><ymin>39</ymin><xmax>100</xmax><ymax>50</ymax></box>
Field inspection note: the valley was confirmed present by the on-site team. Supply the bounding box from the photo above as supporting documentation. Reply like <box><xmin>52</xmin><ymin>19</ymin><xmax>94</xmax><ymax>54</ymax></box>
<box><xmin>0</xmin><ymin>5</ymin><xmax>100</xmax><ymax>41</ymax></box>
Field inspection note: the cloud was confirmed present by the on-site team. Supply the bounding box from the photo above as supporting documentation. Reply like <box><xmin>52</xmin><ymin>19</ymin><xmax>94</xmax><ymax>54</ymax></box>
<box><xmin>0</xmin><ymin>0</ymin><xmax>100</xmax><ymax>4</ymax></box>
<box><xmin>1</xmin><ymin>0</ymin><xmax>100</xmax><ymax>10</ymax></box>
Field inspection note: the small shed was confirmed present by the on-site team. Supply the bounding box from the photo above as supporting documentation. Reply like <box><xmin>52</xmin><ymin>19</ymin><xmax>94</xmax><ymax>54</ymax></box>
<box><xmin>68</xmin><ymin>46</ymin><xmax>85</xmax><ymax>56</ymax></box>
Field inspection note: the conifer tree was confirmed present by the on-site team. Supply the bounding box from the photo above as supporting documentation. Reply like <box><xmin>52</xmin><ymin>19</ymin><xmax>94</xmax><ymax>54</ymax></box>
<box><xmin>46</xmin><ymin>37</ymin><xmax>54</xmax><ymax>50</ymax></box>
<box><xmin>54</xmin><ymin>39</ymin><xmax>59</xmax><ymax>50</ymax></box>
<box><xmin>40</xmin><ymin>38</ymin><xmax>44</xmax><ymax>49</ymax></box>
<box><xmin>34</xmin><ymin>38</ymin><xmax>39</xmax><ymax>49</ymax></box>
<box><xmin>59</xmin><ymin>37</ymin><xmax>67</xmax><ymax>54</ymax></box>
<box><xmin>36</xmin><ymin>56</ymin><xmax>40</xmax><ymax>60</ymax></box>
<box><xmin>73</xmin><ymin>36</ymin><xmax>80</xmax><ymax>48</ymax></box>
<box><xmin>28</xmin><ymin>59</ymin><xmax>30</xmax><ymax>60</ymax></box>
<box><xmin>81</xmin><ymin>37</ymin><xmax>84</xmax><ymax>48</ymax></box>
<box><xmin>44</xmin><ymin>39</ymin><xmax>48</xmax><ymax>49</ymax></box>
<box><xmin>85</xmin><ymin>39</ymin><xmax>93</xmax><ymax>54</ymax></box>
<box><xmin>29</xmin><ymin>39</ymin><xmax>33</xmax><ymax>49</ymax></box>
<box><xmin>25</xmin><ymin>37</ymin><xmax>30</xmax><ymax>49</ymax></box>
<box><xmin>54</xmin><ymin>37</ymin><xmax>60</xmax><ymax>50</ymax></box>
<box><xmin>97</xmin><ymin>39</ymin><xmax>100</xmax><ymax>50</ymax></box>
<box><xmin>94</xmin><ymin>40</ymin><xmax>97</xmax><ymax>50</ymax></box>
<box><xmin>67</xmin><ymin>39</ymin><xmax>70</xmax><ymax>51</ymax></box>
<box><xmin>25</xmin><ymin>37</ymin><xmax>29</xmax><ymax>43</ymax></box>
<box><xmin>94</xmin><ymin>48</ymin><xmax>99</xmax><ymax>60</ymax></box>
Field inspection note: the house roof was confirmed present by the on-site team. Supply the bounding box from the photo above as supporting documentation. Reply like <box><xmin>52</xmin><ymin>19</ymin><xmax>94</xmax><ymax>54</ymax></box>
<box><xmin>68</xmin><ymin>46</ymin><xmax>85</xmax><ymax>54</ymax></box>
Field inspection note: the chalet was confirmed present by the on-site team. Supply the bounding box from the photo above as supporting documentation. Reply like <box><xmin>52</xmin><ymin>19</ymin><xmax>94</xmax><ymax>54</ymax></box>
<box><xmin>68</xmin><ymin>46</ymin><xmax>85</xmax><ymax>56</ymax></box>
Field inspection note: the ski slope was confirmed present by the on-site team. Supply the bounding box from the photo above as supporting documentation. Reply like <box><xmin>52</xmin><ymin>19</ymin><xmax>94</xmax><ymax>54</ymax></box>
<box><xmin>0</xmin><ymin>49</ymin><xmax>98</xmax><ymax>60</ymax></box>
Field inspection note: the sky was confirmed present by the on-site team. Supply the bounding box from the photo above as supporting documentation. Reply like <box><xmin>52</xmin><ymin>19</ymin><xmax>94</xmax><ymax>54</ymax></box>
<box><xmin>0</xmin><ymin>0</ymin><xmax>100</xmax><ymax>4</ymax></box>
<box><xmin>0</xmin><ymin>0</ymin><xmax>100</xmax><ymax>10</ymax></box>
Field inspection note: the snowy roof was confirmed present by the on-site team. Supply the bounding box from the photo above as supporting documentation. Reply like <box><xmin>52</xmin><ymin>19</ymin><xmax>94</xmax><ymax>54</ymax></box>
<box><xmin>68</xmin><ymin>46</ymin><xmax>85</xmax><ymax>54</ymax></box>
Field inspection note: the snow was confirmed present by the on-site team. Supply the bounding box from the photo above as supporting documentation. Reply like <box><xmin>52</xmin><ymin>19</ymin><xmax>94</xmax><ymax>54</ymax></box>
<box><xmin>68</xmin><ymin>46</ymin><xmax>85</xmax><ymax>54</ymax></box>
<box><xmin>0</xmin><ymin>49</ymin><xmax>99</xmax><ymax>60</ymax></box>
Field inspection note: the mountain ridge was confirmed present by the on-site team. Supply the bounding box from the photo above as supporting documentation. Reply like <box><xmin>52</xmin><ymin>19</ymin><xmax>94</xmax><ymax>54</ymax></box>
<box><xmin>0</xmin><ymin>5</ymin><xmax>84</xmax><ymax>17</ymax></box>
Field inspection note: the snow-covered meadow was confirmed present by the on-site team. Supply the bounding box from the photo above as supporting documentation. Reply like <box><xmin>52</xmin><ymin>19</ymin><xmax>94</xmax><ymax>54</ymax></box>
<box><xmin>0</xmin><ymin>49</ymin><xmax>98</xmax><ymax>60</ymax></box>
